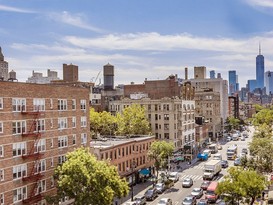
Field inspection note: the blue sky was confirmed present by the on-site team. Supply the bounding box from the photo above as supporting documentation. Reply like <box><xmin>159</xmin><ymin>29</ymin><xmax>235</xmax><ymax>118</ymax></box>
<box><xmin>1</xmin><ymin>0</ymin><xmax>273</xmax><ymax>87</ymax></box>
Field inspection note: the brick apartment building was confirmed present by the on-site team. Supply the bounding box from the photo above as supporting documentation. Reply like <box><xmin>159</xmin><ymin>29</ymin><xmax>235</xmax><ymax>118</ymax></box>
<box><xmin>0</xmin><ymin>81</ymin><xmax>90</xmax><ymax>205</ymax></box>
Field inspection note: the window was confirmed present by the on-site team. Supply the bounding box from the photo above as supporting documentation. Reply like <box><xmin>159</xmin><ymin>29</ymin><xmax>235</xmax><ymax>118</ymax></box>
<box><xmin>13</xmin><ymin>164</ymin><xmax>27</xmax><ymax>180</ymax></box>
<box><xmin>35</xmin><ymin>139</ymin><xmax>46</xmax><ymax>152</ymax></box>
<box><xmin>0</xmin><ymin>169</ymin><xmax>4</xmax><ymax>181</ymax></box>
<box><xmin>58</xmin><ymin>136</ymin><xmax>68</xmax><ymax>148</ymax></box>
<box><xmin>58</xmin><ymin>118</ymin><xmax>67</xmax><ymax>129</ymax></box>
<box><xmin>50</xmin><ymin>99</ymin><xmax>53</xmax><ymax>109</ymax></box>
<box><xmin>35</xmin><ymin>119</ymin><xmax>45</xmax><ymax>132</ymax></box>
<box><xmin>81</xmin><ymin>133</ymin><xmax>87</xmax><ymax>145</ymax></box>
<box><xmin>12</xmin><ymin>98</ymin><xmax>26</xmax><ymax>112</ymax></box>
<box><xmin>0</xmin><ymin>193</ymin><xmax>4</xmax><ymax>205</ymax></box>
<box><xmin>37</xmin><ymin>180</ymin><xmax>46</xmax><ymax>194</ymax></box>
<box><xmin>50</xmin><ymin>118</ymin><xmax>53</xmax><ymax>128</ymax></box>
<box><xmin>58</xmin><ymin>155</ymin><xmax>66</xmax><ymax>164</ymax></box>
<box><xmin>12</xmin><ymin>121</ymin><xmax>26</xmax><ymax>135</ymax></box>
<box><xmin>72</xmin><ymin>99</ymin><xmax>76</xmax><ymax>110</ymax></box>
<box><xmin>51</xmin><ymin>157</ymin><xmax>54</xmax><ymax>167</ymax></box>
<box><xmin>35</xmin><ymin>160</ymin><xmax>46</xmax><ymax>173</ymax></box>
<box><xmin>164</xmin><ymin>114</ymin><xmax>169</xmax><ymax>120</ymax></box>
<box><xmin>72</xmin><ymin>134</ymin><xmax>76</xmax><ymax>145</ymax></box>
<box><xmin>0</xmin><ymin>98</ymin><xmax>3</xmax><ymax>109</ymax></box>
<box><xmin>72</xmin><ymin>117</ymin><xmax>76</xmax><ymax>128</ymax></box>
<box><xmin>81</xmin><ymin>116</ymin><xmax>87</xmax><ymax>127</ymax></box>
<box><xmin>50</xmin><ymin>176</ymin><xmax>55</xmax><ymax>187</ymax></box>
<box><xmin>13</xmin><ymin>186</ymin><xmax>27</xmax><ymax>203</ymax></box>
<box><xmin>0</xmin><ymin>121</ymin><xmax>2</xmax><ymax>133</ymax></box>
<box><xmin>50</xmin><ymin>139</ymin><xmax>54</xmax><ymax>148</ymax></box>
<box><xmin>80</xmin><ymin>100</ymin><xmax>86</xmax><ymax>110</ymax></box>
<box><xmin>13</xmin><ymin>142</ymin><xmax>26</xmax><ymax>157</ymax></box>
<box><xmin>0</xmin><ymin>145</ymin><xmax>3</xmax><ymax>157</ymax></box>
<box><xmin>33</xmin><ymin>98</ymin><xmax>45</xmax><ymax>111</ymax></box>
<box><xmin>58</xmin><ymin>99</ymin><xmax>67</xmax><ymax>111</ymax></box>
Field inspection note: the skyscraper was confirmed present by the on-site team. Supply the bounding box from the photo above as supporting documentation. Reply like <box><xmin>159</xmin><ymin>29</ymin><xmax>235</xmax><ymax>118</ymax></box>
<box><xmin>265</xmin><ymin>71</ymin><xmax>273</xmax><ymax>95</ymax></box>
<box><xmin>228</xmin><ymin>70</ymin><xmax>238</xmax><ymax>95</ymax></box>
<box><xmin>247</xmin><ymin>80</ymin><xmax>256</xmax><ymax>92</ymax></box>
<box><xmin>256</xmin><ymin>44</ymin><xmax>265</xmax><ymax>89</ymax></box>
<box><xmin>0</xmin><ymin>46</ymin><xmax>9</xmax><ymax>80</ymax></box>
<box><xmin>210</xmin><ymin>70</ymin><xmax>215</xmax><ymax>79</ymax></box>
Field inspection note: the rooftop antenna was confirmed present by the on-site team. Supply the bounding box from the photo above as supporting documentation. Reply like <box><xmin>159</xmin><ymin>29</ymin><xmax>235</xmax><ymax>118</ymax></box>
<box><xmin>259</xmin><ymin>42</ymin><xmax>261</xmax><ymax>55</ymax></box>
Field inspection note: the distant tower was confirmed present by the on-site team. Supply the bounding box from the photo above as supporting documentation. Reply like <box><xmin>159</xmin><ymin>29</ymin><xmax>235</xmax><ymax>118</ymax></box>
<box><xmin>63</xmin><ymin>63</ymin><xmax>78</xmax><ymax>82</ymax></box>
<box><xmin>103</xmin><ymin>63</ymin><xmax>114</xmax><ymax>90</ymax></box>
<box><xmin>210</xmin><ymin>70</ymin><xmax>215</xmax><ymax>79</ymax></box>
<box><xmin>217</xmin><ymin>73</ymin><xmax>222</xmax><ymax>78</ymax></box>
<box><xmin>256</xmin><ymin>43</ymin><xmax>265</xmax><ymax>89</ymax></box>
<box><xmin>265</xmin><ymin>71</ymin><xmax>273</xmax><ymax>95</ymax></box>
<box><xmin>194</xmin><ymin>66</ymin><xmax>206</xmax><ymax>79</ymax></box>
<box><xmin>185</xmin><ymin>67</ymin><xmax>188</xmax><ymax>80</ymax></box>
<box><xmin>228</xmin><ymin>70</ymin><xmax>237</xmax><ymax>95</ymax></box>
<box><xmin>0</xmin><ymin>46</ymin><xmax>9</xmax><ymax>80</ymax></box>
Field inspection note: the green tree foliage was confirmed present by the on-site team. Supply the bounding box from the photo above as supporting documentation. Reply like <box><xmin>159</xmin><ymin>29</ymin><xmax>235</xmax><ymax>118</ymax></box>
<box><xmin>226</xmin><ymin>116</ymin><xmax>240</xmax><ymax>131</ymax></box>
<box><xmin>216</xmin><ymin>167</ymin><xmax>267</xmax><ymax>205</ymax></box>
<box><xmin>248</xmin><ymin>137</ymin><xmax>273</xmax><ymax>173</ymax></box>
<box><xmin>148</xmin><ymin>141</ymin><xmax>174</xmax><ymax>178</ymax></box>
<box><xmin>252</xmin><ymin>108</ymin><xmax>273</xmax><ymax>127</ymax></box>
<box><xmin>47</xmin><ymin>148</ymin><xmax>129</xmax><ymax>205</ymax></box>
<box><xmin>90</xmin><ymin>108</ymin><xmax>117</xmax><ymax>137</ymax></box>
<box><xmin>116</xmin><ymin>104</ymin><xmax>151</xmax><ymax>136</ymax></box>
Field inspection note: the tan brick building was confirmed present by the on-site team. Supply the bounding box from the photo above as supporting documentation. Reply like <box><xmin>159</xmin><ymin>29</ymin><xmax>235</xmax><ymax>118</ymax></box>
<box><xmin>0</xmin><ymin>81</ymin><xmax>90</xmax><ymax>205</ymax></box>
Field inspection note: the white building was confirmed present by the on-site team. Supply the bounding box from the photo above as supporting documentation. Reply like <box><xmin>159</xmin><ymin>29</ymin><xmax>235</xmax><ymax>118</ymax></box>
<box><xmin>265</xmin><ymin>71</ymin><xmax>273</xmax><ymax>95</ymax></box>
<box><xmin>26</xmin><ymin>69</ymin><xmax>60</xmax><ymax>84</ymax></box>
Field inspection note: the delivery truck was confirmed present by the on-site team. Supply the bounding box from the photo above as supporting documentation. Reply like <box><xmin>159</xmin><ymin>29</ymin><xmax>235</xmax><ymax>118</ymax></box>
<box><xmin>203</xmin><ymin>160</ymin><xmax>222</xmax><ymax>180</ymax></box>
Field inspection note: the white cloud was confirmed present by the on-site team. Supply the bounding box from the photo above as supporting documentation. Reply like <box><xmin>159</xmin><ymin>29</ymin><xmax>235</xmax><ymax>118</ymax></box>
<box><xmin>0</xmin><ymin>4</ymin><xmax>35</xmax><ymax>13</ymax></box>
<box><xmin>244</xmin><ymin>0</ymin><xmax>273</xmax><ymax>8</ymax></box>
<box><xmin>47</xmin><ymin>11</ymin><xmax>104</xmax><ymax>33</ymax></box>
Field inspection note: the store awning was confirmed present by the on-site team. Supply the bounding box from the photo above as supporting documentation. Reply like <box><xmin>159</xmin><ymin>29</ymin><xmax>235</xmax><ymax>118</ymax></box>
<box><xmin>175</xmin><ymin>156</ymin><xmax>184</xmax><ymax>161</ymax></box>
<box><xmin>139</xmin><ymin>168</ymin><xmax>150</xmax><ymax>176</ymax></box>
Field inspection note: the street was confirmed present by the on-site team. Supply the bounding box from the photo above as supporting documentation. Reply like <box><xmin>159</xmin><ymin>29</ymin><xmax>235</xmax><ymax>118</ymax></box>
<box><xmin>123</xmin><ymin>126</ymin><xmax>254</xmax><ymax>205</ymax></box>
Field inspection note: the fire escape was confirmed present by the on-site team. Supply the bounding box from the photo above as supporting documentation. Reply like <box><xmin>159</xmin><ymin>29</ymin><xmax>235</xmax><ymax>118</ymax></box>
<box><xmin>21</xmin><ymin>106</ymin><xmax>44</xmax><ymax>204</ymax></box>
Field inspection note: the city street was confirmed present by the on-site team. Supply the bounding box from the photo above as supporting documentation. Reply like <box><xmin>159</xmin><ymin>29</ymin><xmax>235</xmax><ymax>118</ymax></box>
<box><xmin>123</xmin><ymin>126</ymin><xmax>255</xmax><ymax>205</ymax></box>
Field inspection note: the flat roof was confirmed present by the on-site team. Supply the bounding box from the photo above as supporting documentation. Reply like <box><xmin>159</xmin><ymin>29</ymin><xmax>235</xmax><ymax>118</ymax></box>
<box><xmin>90</xmin><ymin>136</ymin><xmax>155</xmax><ymax>149</ymax></box>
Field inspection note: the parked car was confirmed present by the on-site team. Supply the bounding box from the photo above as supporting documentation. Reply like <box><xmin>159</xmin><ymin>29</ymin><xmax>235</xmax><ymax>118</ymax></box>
<box><xmin>234</xmin><ymin>158</ymin><xmax>241</xmax><ymax>166</ymax></box>
<box><xmin>182</xmin><ymin>177</ymin><xmax>193</xmax><ymax>188</ymax></box>
<box><xmin>221</xmin><ymin>160</ymin><xmax>229</xmax><ymax>168</ymax></box>
<box><xmin>191</xmin><ymin>188</ymin><xmax>203</xmax><ymax>199</ymax></box>
<box><xmin>200</xmin><ymin>181</ymin><xmax>211</xmax><ymax>190</ymax></box>
<box><xmin>240</xmin><ymin>136</ymin><xmax>245</xmax><ymax>141</ymax></box>
<box><xmin>242</xmin><ymin>148</ymin><xmax>248</xmax><ymax>154</ymax></box>
<box><xmin>226</xmin><ymin>136</ymin><xmax>232</xmax><ymax>142</ymax></box>
<box><xmin>182</xmin><ymin>195</ymin><xmax>197</xmax><ymax>205</ymax></box>
<box><xmin>144</xmin><ymin>188</ymin><xmax>158</xmax><ymax>201</ymax></box>
<box><xmin>169</xmin><ymin>172</ymin><xmax>179</xmax><ymax>183</ymax></box>
<box><xmin>134</xmin><ymin>195</ymin><xmax>146</xmax><ymax>205</ymax></box>
<box><xmin>155</xmin><ymin>183</ymin><xmax>166</xmax><ymax>194</ymax></box>
<box><xmin>217</xmin><ymin>144</ymin><xmax>222</xmax><ymax>150</ymax></box>
<box><xmin>157</xmin><ymin>198</ymin><xmax>173</xmax><ymax>205</ymax></box>
<box><xmin>197</xmin><ymin>199</ymin><xmax>208</xmax><ymax>205</ymax></box>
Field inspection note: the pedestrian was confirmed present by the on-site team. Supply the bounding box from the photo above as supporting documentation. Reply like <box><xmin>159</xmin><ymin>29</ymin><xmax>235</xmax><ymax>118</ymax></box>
<box><xmin>262</xmin><ymin>191</ymin><xmax>265</xmax><ymax>200</ymax></box>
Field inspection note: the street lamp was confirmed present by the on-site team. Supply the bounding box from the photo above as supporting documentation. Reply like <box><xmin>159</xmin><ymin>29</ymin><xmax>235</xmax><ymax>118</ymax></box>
<box><xmin>130</xmin><ymin>161</ymin><xmax>136</xmax><ymax>202</ymax></box>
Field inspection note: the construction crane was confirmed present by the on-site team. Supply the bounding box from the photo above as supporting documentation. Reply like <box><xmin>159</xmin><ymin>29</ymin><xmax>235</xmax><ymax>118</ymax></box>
<box><xmin>91</xmin><ymin>70</ymin><xmax>102</xmax><ymax>85</ymax></box>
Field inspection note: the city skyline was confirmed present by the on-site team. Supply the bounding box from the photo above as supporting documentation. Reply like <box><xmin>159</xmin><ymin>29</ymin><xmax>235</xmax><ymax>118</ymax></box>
<box><xmin>1</xmin><ymin>0</ymin><xmax>273</xmax><ymax>87</ymax></box>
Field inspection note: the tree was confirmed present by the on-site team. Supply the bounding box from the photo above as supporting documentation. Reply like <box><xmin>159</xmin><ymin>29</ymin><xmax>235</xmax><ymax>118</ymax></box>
<box><xmin>46</xmin><ymin>148</ymin><xmax>129</xmax><ymax>205</ymax></box>
<box><xmin>90</xmin><ymin>108</ymin><xmax>117</xmax><ymax>138</ymax></box>
<box><xmin>216</xmin><ymin>167</ymin><xmax>267</xmax><ymax>205</ymax></box>
<box><xmin>252</xmin><ymin>107</ymin><xmax>273</xmax><ymax>127</ymax></box>
<box><xmin>116</xmin><ymin>104</ymin><xmax>151</xmax><ymax>136</ymax></box>
<box><xmin>226</xmin><ymin>116</ymin><xmax>240</xmax><ymax>131</ymax></box>
<box><xmin>148</xmin><ymin>141</ymin><xmax>174</xmax><ymax>179</ymax></box>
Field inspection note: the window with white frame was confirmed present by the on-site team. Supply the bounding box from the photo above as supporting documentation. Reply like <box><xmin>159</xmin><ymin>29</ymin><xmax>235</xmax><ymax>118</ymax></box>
<box><xmin>72</xmin><ymin>134</ymin><xmax>76</xmax><ymax>145</ymax></box>
<box><xmin>58</xmin><ymin>155</ymin><xmax>66</xmax><ymax>164</ymax></box>
<box><xmin>58</xmin><ymin>99</ymin><xmax>67</xmax><ymax>111</ymax></box>
<box><xmin>0</xmin><ymin>121</ymin><xmax>2</xmax><ymax>133</ymax></box>
<box><xmin>35</xmin><ymin>159</ymin><xmax>46</xmax><ymax>173</ymax></box>
<box><xmin>13</xmin><ymin>164</ymin><xmax>27</xmax><ymax>180</ymax></box>
<box><xmin>50</xmin><ymin>99</ymin><xmax>53</xmax><ymax>109</ymax></box>
<box><xmin>58</xmin><ymin>136</ymin><xmax>68</xmax><ymax>148</ymax></box>
<box><xmin>81</xmin><ymin>133</ymin><xmax>87</xmax><ymax>145</ymax></box>
<box><xmin>0</xmin><ymin>145</ymin><xmax>3</xmax><ymax>157</ymax></box>
<box><xmin>33</xmin><ymin>98</ymin><xmax>45</xmax><ymax>111</ymax></box>
<box><xmin>72</xmin><ymin>99</ymin><xmax>76</xmax><ymax>110</ymax></box>
<box><xmin>81</xmin><ymin>116</ymin><xmax>87</xmax><ymax>127</ymax></box>
<box><xmin>0</xmin><ymin>193</ymin><xmax>4</xmax><ymax>205</ymax></box>
<box><xmin>50</xmin><ymin>138</ymin><xmax>54</xmax><ymax>148</ymax></box>
<box><xmin>80</xmin><ymin>99</ymin><xmax>86</xmax><ymax>110</ymax></box>
<box><xmin>35</xmin><ymin>119</ymin><xmax>45</xmax><ymax>132</ymax></box>
<box><xmin>35</xmin><ymin>139</ymin><xmax>46</xmax><ymax>152</ymax></box>
<box><xmin>50</xmin><ymin>118</ymin><xmax>53</xmax><ymax>128</ymax></box>
<box><xmin>12</xmin><ymin>98</ymin><xmax>26</xmax><ymax>112</ymax></box>
<box><xmin>0</xmin><ymin>169</ymin><xmax>4</xmax><ymax>181</ymax></box>
<box><xmin>0</xmin><ymin>98</ymin><xmax>3</xmax><ymax>109</ymax></box>
<box><xmin>50</xmin><ymin>176</ymin><xmax>55</xmax><ymax>187</ymax></box>
<box><xmin>58</xmin><ymin>117</ymin><xmax>67</xmax><ymax>129</ymax></box>
<box><xmin>12</xmin><ymin>121</ymin><xmax>26</xmax><ymax>135</ymax></box>
<box><xmin>13</xmin><ymin>186</ymin><xmax>27</xmax><ymax>203</ymax></box>
<box><xmin>51</xmin><ymin>157</ymin><xmax>54</xmax><ymax>167</ymax></box>
<box><xmin>13</xmin><ymin>142</ymin><xmax>26</xmax><ymax>157</ymax></box>
<box><xmin>72</xmin><ymin>117</ymin><xmax>76</xmax><ymax>128</ymax></box>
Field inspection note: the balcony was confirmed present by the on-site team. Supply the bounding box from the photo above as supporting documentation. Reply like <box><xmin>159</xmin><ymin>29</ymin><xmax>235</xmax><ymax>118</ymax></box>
<box><xmin>22</xmin><ymin>132</ymin><xmax>41</xmax><ymax>138</ymax></box>
<box><xmin>22</xmin><ymin>152</ymin><xmax>44</xmax><ymax>160</ymax></box>
<box><xmin>22</xmin><ymin>194</ymin><xmax>42</xmax><ymax>204</ymax></box>
<box><xmin>22</xmin><ymin>173</ymin><xmax>44</xmax><ymax>182</ymax></box>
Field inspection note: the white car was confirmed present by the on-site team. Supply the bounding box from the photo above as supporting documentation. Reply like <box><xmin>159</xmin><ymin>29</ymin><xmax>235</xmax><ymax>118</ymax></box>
<box><xmin>191</xmin><ymin>187</ymin><xmax>203</xmax><ymax>199</ymax></box>
<box><xmin>157</xmin><ymin>198</ymin><xmax>172</xmax><ymax>205</ymax></box>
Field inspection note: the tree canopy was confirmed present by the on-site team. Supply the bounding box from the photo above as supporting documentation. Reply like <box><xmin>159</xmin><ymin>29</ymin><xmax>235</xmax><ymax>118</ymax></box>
<box><xmin>116</xmin><ymin>104</ymin><xmax>151</xmax><ymax>136</ymax></box>
<box><xmin>216</xmin><ymin>167</ymin><xmax>267</xmax><ymax>205</ymax></box>
<box><xmin>47</xmin><ymin>148</ymin><xmax>129</xmax><ymax>205</ymax></box>
<box><xmin>225</xmin><ymin>116</ymin><xmax>241</xmax><ymax>131</ymax></box>
<box><xmin>148</xmin><ymin>141</ymin><xmax>174</xmax><ymax>178</ymax></box>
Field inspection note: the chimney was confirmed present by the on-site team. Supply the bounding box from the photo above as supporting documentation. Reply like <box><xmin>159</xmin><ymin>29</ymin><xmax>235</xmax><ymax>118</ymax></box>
<box><xmin>185</xmin><ymin>67</ymin><xmax>188</xmax><ymax>80</ymax></box>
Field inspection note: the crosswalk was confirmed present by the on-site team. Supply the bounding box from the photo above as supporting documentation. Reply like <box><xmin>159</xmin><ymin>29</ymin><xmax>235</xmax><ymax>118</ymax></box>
<box><xmin>179</xmin><ymin>174</ymin><xmax>203</xmax><ymax>181</ymax></box>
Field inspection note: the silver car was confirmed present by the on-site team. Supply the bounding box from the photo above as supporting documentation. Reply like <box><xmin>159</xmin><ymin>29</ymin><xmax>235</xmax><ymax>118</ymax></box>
<box><xmin>182</xmin><ymin>177</ymin><xmax>193</xmax><ymax>188</ymax></box>
<box><xmin>191</xmin><ymin>187</ymin><xmax>203</xmax><ymax>199</ymax></box>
